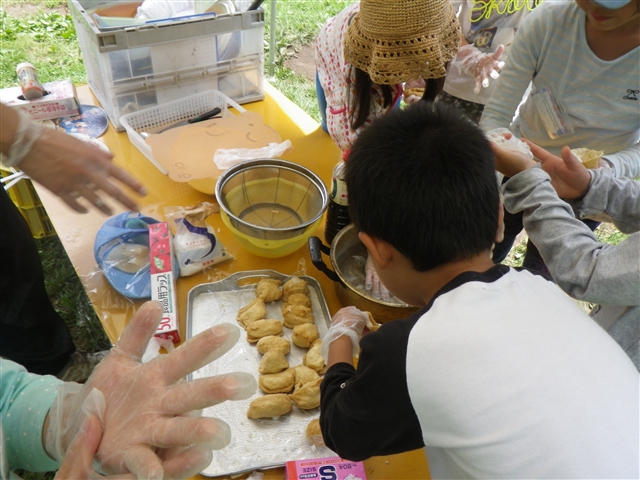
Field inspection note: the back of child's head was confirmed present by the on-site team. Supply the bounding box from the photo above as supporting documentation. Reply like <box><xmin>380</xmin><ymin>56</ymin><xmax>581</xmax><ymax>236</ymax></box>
<box><xmin>346</xmin><ymin>102</ymin><xmax>499</xmax><ymax>272</ymax></box>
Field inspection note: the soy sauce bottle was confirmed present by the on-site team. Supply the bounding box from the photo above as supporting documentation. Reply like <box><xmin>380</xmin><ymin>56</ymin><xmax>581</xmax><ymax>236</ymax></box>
<box><xmin>324</xmin><ymin>152</ymin><xmax>351</xmax><ymax>245</ymax></box>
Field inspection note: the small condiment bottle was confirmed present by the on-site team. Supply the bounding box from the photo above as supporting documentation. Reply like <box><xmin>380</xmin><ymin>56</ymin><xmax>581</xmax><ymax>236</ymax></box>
<box><xmin>16</xmin><ymin>62</ymin><xmax>44</xmax><ymax>100</ymax></box>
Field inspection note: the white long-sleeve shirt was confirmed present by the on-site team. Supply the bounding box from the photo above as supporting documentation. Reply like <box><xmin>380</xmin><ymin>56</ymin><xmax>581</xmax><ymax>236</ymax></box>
<box><xmin>480</xmin><ymin>1</ymin><xmax>640</xmax><ymax>179</ymax></box>
<box><xmin>321</xmin><ymin>266</ymin><xmax>639</xmax><ymax>479</ymax></box>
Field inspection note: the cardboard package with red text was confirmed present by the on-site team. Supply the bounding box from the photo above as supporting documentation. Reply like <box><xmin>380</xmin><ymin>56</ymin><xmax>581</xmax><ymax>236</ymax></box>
<box><xmin>149</xmin><ymin>222</ymin><xmax>180</xmax><ymax>344</ymax></box>
<box><xmin>0</xmin><ymin>79</ymin><xmax>79</xmax><ymax>121</ymax></box>
<box><xmin>286</xmin><ymin>457</ymin><xmax>367</xmax><ymax>480</ymax></box>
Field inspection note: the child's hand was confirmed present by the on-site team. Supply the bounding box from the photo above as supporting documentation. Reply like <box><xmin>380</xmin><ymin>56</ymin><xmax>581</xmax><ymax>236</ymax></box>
<box><xmin>491</xmin><ymin>140</ymin><xmax>537</xmax><ymax>178</ymax></box>
<box><xmin>321</xmin><ymin>307</ymin><xmax>368</xmax><ymax>363</ymax></box>
<box><xmin>525</xmin><ymin>141</ymin><xmax>592</xmax><ymax>200</ymax></box>
<box><xmin>455</xmin><ymin>44</ymin><xmax>505</xmax><ymax>94</ymax></box>
<box><xmin>365</xmin><ymin>255</ymin><xmax>390</xmax><ymax>301</ymax></box>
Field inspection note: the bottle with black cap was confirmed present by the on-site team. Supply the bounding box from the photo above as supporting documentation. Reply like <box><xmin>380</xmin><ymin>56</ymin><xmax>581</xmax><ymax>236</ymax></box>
<box><xmin>324</xmin><ymin>150</ymin><xmax>351</xmax><ymax>245</ymax></box>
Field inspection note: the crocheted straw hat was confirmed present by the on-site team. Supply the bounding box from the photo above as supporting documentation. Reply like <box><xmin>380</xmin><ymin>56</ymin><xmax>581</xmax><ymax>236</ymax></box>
<box><xmin>344</xmin><ymin>0</ymin><xmax>461</xmax><ymax>85</ymax></box>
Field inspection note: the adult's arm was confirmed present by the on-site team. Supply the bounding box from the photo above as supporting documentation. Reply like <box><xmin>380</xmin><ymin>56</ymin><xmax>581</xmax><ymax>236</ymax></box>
<box><xmin>503</xmin><ymin>168</ymin><xmax>640</xmax><ymax>306</ymax></box>
<box><xmin>0</xmin><ymin>103</ymin><xmax>146</xmax><ymax>214</ymax></box>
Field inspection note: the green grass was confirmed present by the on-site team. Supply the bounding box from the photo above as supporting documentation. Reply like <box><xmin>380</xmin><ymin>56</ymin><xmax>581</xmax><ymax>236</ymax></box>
<box><xmin>263</xmin><ymin>0</ymin><xmax>350</xmax><ymax>123</ymax></box>
<box><xmin>0</xmin><ymin>7</ymin><xmax>87</xmax><ymax>88</ymax></box>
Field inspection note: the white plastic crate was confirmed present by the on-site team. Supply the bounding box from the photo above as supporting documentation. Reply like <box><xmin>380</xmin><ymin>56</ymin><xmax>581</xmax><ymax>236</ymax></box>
<box><xmin>69</xmin><ymin>0</ymin><xmax>264</xmax><ymax>131</ymax></box>
<box><xmin>120</xmin><ymin>89</ymin><xmax>246</xmax><ymax>174</ymax></box>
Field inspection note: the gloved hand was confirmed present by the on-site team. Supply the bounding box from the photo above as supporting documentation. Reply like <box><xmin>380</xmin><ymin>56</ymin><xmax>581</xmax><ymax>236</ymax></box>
<box><xmin>45</xmin><ymin>301</ymin><xmax>257</xmax><ymax>480</ymax></box>
<box><xmin>321</xmin><ymin>306</ymin><xmax>368</xmax><ymax>362</ymax></box>
<box><xmin>455</xmin><ymin>44</ymin><xmax>505</xmax><ymax>94</ymax></box>
<box><xmin>365</xmin><ymin>254</ymin><xmax>390</xmax><ymax>301</ymax></box>
<box><xmin>1</xmin><ymin>104</ymin><xmax>147</xmax><ymax>215</ymax></box>
<box><xmin>54</xmin><ymin>415</ymin><xmax>135</xmax><ymax>480</ymax></box>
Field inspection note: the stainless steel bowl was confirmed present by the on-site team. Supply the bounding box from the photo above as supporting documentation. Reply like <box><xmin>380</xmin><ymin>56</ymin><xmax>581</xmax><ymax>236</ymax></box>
<box><xmin>215</xmin><ymin>159</ymin><xmax>329</xmax><ymax>241</ymax></box>
<box><xmin>309</xmin><ymin>224</ymin><xmax>420</xmax><ymax>323</ymax></box>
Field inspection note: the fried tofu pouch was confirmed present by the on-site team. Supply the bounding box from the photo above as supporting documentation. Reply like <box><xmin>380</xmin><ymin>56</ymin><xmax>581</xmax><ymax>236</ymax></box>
<box><xmin>282</xmin><ymin>277</ymin><xmax>310</xmax><ymax>302</ymax></box>
<box><xmin>306</xmin><ymin>418</ymin><xmax>325</xmax><ymax>447</ymax></box>
<box><xmin>258</xmin><ymin>368</ymin><xmax>296</xmax><ymax>394</ymax></box>
<box><xmin>285</xmin><ymin>293</ymin><xmax>311</xmax><ymax>308</ymax></box>
<box><xmin>256</xmin><ymin>335</ymin><xmax>291</xmax><ymax>355</ymax></box>
<box><xmin>247</xmin><ymin>394</ymin><xmax>292</xmax><ymax>419</ymax></box>
<box><xmin>237</xmin><ymin>298</ymin><xmax>267</xmax><ymax>328</ymax></box>
<box><xmin>571</xmin><ymin>147</ymin><xmax>604</xmax><ymax>169</ymax></box>
<box><xmin>291</xmin><ymin>323</ymin><xmax>319</xmax><ymax>348</ymax></box>
<box><xmin>303</xmin><ymin>339</ymin><xmax>325</xmax><ymax>373</ymax></box>
<box><xmin>289</xmin><ymin>378</ymin><xmax>322</xmax><ymax>409</ymax></box>
<box><xmin>292</xmin><ymin>364</ymin><xmax>320</xmax><ymax>386</ymax></box>
<box><xmin>364</xmin><ymin>311</ymin><xmax>381</xmax><ymax>332</ymax></box>
<box><xmin>246</xmin><ymin>319</ymin><xmax>283</xmax><ymax>343</ymax></box>
<box><xmin>282</xmin><ymin>304</ymin><xmax>314</xmax><ymax>329</ymax></box>
<box><xmin>258</xmin><ymin>349</ymin><xmax>289</xmax><ymax>375</ymax></box>
<box><xmin>255</xmin><ymin>278</ymin><xmax>282</xmax><ymax>303</ymax></box>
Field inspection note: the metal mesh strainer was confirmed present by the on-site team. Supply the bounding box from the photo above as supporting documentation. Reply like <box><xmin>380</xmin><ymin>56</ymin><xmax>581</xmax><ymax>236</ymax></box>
<box><xmin>215</xmin><ymin>159</ymin><xmax>328</xmax><ymax>241</ymax></box>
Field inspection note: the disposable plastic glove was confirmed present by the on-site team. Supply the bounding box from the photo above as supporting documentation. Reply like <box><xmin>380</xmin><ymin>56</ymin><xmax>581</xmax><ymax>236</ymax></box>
<box><xmin>455</xmin><ymin>44</ymin><xmax>505</xmax><ymax>94</ymax></box>
<box><xmin>1</xmin><ymin>104</ymin><xmax>147</xmax><ymax>215</ymax></box>
<box><xmin>365</xmin><ymin>254</ymin><xmax>390</xmax><ymax>301</ymax></box>
<box><xmin>321</xmin><ymin>306</ymin><xmax>368</xmax><ymax>363</ymax></box>
<box><xmin>54</xmin><ymin>415</ymin><xmax>135</xmax><ymax>480</ymax></box>
<box><xmin>45</xmin><ymin>301</ymin><xmax>257</xmax><ymax>480</ymax></box>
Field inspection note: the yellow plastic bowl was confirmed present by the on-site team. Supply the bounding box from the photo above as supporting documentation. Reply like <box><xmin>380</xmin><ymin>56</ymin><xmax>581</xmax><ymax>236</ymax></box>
<box><xmin>215</xmin><ymin>159</ymin><xmax>328</xmax><ymax>258</ymax></box>
<box><xmin>221</xmin><ymin>211</ymin><xmax>322</xmax><ymax>258</ymax></box>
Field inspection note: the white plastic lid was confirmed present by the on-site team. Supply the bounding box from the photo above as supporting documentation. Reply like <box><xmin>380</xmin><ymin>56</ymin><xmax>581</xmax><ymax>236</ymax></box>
<box><xmin>16</xmin><ymin>62</ymin><xmax>36</xmax><ymax>73</ymax></box>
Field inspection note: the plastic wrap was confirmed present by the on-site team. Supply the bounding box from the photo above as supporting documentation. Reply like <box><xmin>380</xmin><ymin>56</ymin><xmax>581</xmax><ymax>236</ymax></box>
<box><xmin>213</xmin><ymin>140</ymin><xmax>293</xmax><ymax>170</ymax></box>
<box><xmin>187</xmin><ymin>270</ymin><xmax>335</xmax><ymax>476</ymax></box>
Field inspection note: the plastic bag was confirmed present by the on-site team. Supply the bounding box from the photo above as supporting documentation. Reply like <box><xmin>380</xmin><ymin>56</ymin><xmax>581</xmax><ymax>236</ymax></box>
<box><xmin>213</xmin><ymin>140</ymin><xmax>293</xmax><ymax>170</ymax></box>
<box><xmin>164</xmin><ymin>202</ymin><xmax>233</xmax><ymax>276</ymax></box>
<box><xmin>486</xmin><ymin>128</ymin><xmax>533</xmax><ymax>159</ymax></box>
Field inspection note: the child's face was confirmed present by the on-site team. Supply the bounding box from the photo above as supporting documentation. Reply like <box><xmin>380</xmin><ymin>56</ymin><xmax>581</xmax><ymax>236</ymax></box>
<box><xmin>576</xmin><ymin>0</ymin><xmax>640</xmax><ymax>32</ymax></box>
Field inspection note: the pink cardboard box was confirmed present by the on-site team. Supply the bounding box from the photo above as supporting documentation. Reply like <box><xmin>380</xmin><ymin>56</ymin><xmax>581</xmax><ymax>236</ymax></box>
<box><xmin>0</xmin><ymin>79</ymin><xmax>79</xmax><ymax>121</ymax></box>
<box><xmin>149</xmin><ymin>222</ymin><xmax>180</xmax><ymax>344</ymax></box>
<box><xmin>286</xmin><ymin>457</ymin><xmax>367</xmax><ymax>480</ymax></box>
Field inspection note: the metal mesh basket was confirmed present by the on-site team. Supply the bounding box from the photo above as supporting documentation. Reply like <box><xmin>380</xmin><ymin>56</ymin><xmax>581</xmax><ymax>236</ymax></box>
<box><xmin>215</xmin><ymin>159</ymin><xmax>328</xmax><ymax>241</ymax></box>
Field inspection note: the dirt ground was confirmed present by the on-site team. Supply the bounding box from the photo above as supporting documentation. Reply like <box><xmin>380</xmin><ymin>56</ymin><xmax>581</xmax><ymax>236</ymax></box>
<box><xmin>284</xmin><ymin>44</ymin><xmax>316</xmax><ymax>82</ymax></box>
<box><xmin>2</xmin><ymin>3</ymin><xmax>68</xmax><ymax>16</ymax></box>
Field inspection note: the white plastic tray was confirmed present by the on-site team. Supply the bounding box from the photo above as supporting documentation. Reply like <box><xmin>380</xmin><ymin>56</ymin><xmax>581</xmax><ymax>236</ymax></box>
<box><xmin>120</xmin><ymin>89</ymin><xmax>246</xmax><ymax>174</ymax></box>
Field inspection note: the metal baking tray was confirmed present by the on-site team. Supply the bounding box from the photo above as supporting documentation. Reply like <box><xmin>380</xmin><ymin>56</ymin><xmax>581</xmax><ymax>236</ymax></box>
<box><xmin>186</xmin><ymin>270</ymin><xmax>335</xmax><ymax>477</ymax></box>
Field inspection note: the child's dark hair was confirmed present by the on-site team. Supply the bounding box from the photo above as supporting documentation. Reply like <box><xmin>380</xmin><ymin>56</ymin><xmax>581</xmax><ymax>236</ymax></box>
<box><xmin>349</xmin><ymin>66</ymin><xmax>448</xmax><ymax>131</ymax></box>
<box><xmin>346</xmin><ymin>101</ymin><xmax>499</xmax><ymax>272</ymax></box>
<box><xmin>350</xmin><ymin>68</ymin><xmax>394</xmax><ymax>131</ymax></box>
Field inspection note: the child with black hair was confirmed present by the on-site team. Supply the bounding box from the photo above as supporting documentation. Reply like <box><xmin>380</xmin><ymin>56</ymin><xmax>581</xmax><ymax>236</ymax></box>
<box><xmin>318</xmin><ymin>102</ymin><xmax>639</xmax><ymax>479</ymax></box>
